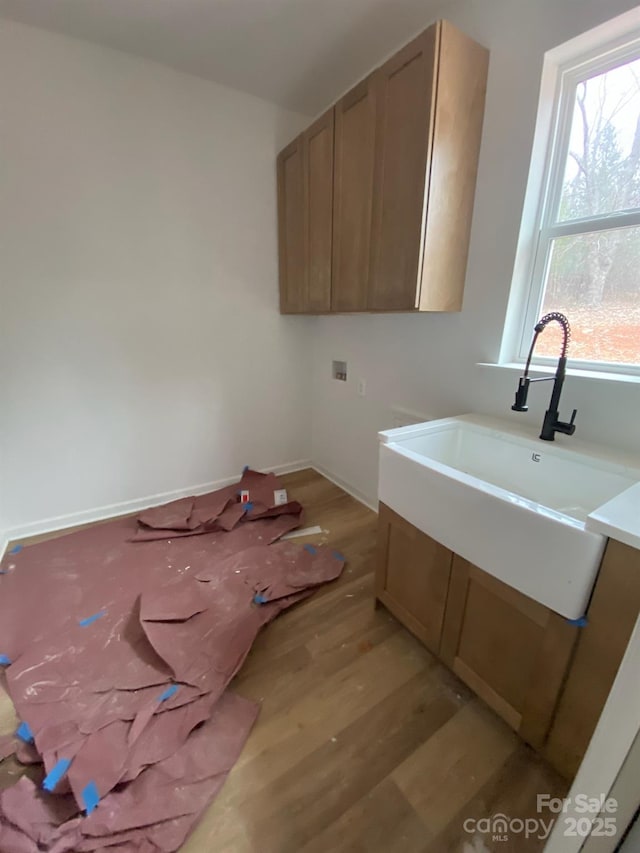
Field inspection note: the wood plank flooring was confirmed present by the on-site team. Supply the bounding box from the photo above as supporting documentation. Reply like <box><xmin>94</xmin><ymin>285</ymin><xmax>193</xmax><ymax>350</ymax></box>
<box><xmin>0</xmin><ymin>469</ymin><xmax>569</xmax><ymax>851</ymax></box>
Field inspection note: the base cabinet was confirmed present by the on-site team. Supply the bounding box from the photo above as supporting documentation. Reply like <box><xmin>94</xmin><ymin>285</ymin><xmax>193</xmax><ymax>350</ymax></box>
<box><xmin>376</xmin><ymin>505</ymin><xmax>640</xmax><ymax>776</ymax></box>
<box><xmin>375</xmin><ymin>503</ymin><xmax>584</xmax><ymax>759</ymax></box>
<box><xmin>543</xmin><ymin>539</ymin><xmax>640</xmax><ymax>779</ymax></box>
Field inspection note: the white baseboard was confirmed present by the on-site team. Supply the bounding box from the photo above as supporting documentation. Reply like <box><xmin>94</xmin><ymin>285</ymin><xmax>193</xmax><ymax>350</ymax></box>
<box><xmin>2</xmin><ymin>459</ymin><xmax>377</xmax><ymax>547</ymax></box>
<box><xmin>0</xmin><ymin>532</ymin><xmax>9</xmax><ymax>562</ymax></box>
<box><xmin>311</xmin><ymin>464</ymin><xmax>378</xmax><ymax>513</ymax></box>
<box><xmin>4</xmin><ymin>459</ymin><xmax>312</xmax><ymax>544</ymax></box>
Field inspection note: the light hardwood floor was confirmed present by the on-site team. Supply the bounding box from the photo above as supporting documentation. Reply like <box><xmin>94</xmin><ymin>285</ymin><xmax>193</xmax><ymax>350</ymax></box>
<box><xmin>0</xmin><ymin>469</ymin><xmax>568</xmax><ymax>851</ymax></box>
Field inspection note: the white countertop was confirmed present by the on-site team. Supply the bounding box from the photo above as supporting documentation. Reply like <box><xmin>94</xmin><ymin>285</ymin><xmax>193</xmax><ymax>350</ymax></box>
<box><xmin>587</xmin><ymin>482</ymin><xmax>640</xmax><ymax>551</ymax></box>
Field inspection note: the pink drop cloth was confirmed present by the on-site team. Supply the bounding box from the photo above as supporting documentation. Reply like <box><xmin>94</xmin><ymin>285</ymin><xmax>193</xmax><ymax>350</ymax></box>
<box><xmin>0</xmin><ymin>469</ymin><xmax>345</xmax><ymax>850</ymax></box>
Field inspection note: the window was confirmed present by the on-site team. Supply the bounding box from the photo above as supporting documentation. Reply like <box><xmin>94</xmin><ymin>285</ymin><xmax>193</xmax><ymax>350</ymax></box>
<box><xmin>519</xmin><ymin>33</ymin><xmax>640</xmax><ymax>372</ymax></box>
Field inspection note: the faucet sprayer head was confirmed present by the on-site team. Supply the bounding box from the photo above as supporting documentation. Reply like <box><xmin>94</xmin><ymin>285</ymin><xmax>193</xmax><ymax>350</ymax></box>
<box><xmin>533</xmin><ymin>312</ymin><xmax>571</xmax><ymax>358</ymax></box>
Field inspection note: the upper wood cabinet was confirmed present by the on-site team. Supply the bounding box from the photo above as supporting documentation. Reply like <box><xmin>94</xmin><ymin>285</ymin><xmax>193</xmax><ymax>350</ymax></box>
<box><xmin>332</xmin><ymin>75</ymin><xmax>377</xmax><ymax>312</ymax></box>
<box><xmin>421</xmin><ymin>22</ymin><xmax>490</xmax><ymax>311</ymax></box>
<box><xmin>368</xmin><ymin>27</ymin><xmax>438</xmax><ymax>311</ymax></box>
<box><xmin>370</xmin><ymin>22</ymin><xmax>488</xmax><ymax>311</ymax></box>
<box><xmin>304</xmin><ymin>111</ymin><xmax>334</xmax><ymax>312</ymax></box>
<box><xmin>277</xmin><ymin>110</ymin><xmax>334</xmax><ymax>313</ymax></box>
<box><xmin>277</xmin><ymin>20</ymin><xmax>489</xmax><ymax>314</ymax></box>
<box><xmin>277</xmin><ymin>136</ymin><xmax>305</xmax><ymax>313</ymax></box>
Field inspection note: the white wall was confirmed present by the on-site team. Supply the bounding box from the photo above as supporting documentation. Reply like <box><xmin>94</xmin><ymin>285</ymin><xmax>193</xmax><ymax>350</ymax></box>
<box><xmin>0</xmin><ymin>477</ymin><xmax>7</xmax><ymax>558</ymax></box>
<box><xmin>310</xmin><ymin>0</ymin><xmax>640</xmax><ymax>506</ymax></box>
<box><xmin>0</xmin><ymin>20</ymin><xmax>311</xmax><ymax>534</ymax></box>
<box><xmin>4</xmin><ymin>1</ymin><xmax>640</xmax><ymax>532</ymax></box>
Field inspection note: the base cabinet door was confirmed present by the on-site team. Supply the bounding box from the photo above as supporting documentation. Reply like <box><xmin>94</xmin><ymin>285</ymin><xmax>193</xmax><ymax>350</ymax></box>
<box><xmin>440</xmin><ymin>556</ymin><xmax>578</xmax><ymax>749</ymax></box>
<box><xmin>375</xmin><ymin>503</ymin><xmax>453</xmax><ymax>655</ymax></box>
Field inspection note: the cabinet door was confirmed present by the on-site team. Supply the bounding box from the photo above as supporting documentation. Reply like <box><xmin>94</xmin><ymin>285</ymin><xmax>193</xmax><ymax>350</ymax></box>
<box><xmin>368</xmin><ymin>25</ymin><xmax>439</xmax><ymax>311</ymax></box>
<box><xmin>304</xmin><ymin>110</ymin><xmax>334</xmax><ymax>312</ymax></box>
<box><xmin>277</xmin><ymin>135</ymin><xmax>305</xmax><ymax>313</ymax></box>
<box><xmin>441</xmin><ymin>556</ymin><xmax>578</xmax><ymax>749</ymax></box>
<box><xmin>375</xmin><ymin>503</ymin><xmax>453</xmax><ymax>655</ymax></box>
<box><xmin>332</xmin><ymin>76</ymin><xmax>377</xmax><ymax>312</ymax></box>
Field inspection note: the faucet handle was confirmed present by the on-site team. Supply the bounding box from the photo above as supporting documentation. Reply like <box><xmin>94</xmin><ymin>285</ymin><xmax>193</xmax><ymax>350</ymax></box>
<box><xmin>557</xmin><ymin>408</ymin><xmax>577</xmax><ymax>437</ymax></box>
<box><xmin>553</xmin><ymin>407</ymin><xmax>577</xmax><ymax>437</ymax></box>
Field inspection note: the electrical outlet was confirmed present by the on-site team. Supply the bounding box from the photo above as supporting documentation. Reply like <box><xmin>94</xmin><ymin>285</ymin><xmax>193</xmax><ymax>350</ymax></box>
<box><xmin>357</xmin><ymin>379</ymin><xmax>366</xmax><ymax>397</ymax></box>
<box><xmin>332</xmin><ymin>360</ymin><xmax>347</xmax><ymax>381</ymax></box>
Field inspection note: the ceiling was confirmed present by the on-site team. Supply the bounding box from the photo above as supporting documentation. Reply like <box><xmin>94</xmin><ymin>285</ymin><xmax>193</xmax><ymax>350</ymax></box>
<box><xmin>0</xmin><ymin>0</ymin><xmax>452</xmax><ymax>115</ymax></box>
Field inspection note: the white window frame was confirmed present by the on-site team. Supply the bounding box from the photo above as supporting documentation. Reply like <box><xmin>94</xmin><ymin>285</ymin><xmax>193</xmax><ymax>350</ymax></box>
<box><xmin>512</xmin><ymin>22</ymin><xmax>640</xmax><ymax>378</ymax></box>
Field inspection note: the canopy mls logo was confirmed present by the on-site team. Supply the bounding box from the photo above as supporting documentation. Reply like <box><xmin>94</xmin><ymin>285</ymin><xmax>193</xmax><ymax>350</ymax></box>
<box><xmin>463</xmin><ymin>795</ymin><xmax>618</xmax><ymax>843</ymax></box>
<box><xmin>463</xmin><ymin>814</ymin><xmax>555</xmax><ymax>843</ymax></box>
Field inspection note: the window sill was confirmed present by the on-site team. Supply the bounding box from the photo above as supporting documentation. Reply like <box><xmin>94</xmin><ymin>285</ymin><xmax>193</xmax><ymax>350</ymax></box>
<box><xmin>477</xmin><ymin>362</ymin><xmax>640</xmax><ymax>386</ymax></box>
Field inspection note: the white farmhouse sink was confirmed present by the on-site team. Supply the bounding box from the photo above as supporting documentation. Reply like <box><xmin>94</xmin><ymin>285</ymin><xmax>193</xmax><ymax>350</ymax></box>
<box><xmin>378</xmin><ymin>414</ymin><xmax>640</xmax><ymax>619</ymax></box>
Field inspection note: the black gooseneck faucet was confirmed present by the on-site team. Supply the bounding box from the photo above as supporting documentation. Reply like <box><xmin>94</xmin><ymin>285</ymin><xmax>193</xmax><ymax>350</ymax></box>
<box><xmin>511</xmin><ymin>312</ymin><xmax>577</xmax><ymax>442</ymax></box>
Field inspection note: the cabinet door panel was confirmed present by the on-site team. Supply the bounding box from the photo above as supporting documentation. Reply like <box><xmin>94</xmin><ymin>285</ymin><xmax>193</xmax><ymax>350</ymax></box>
<box><xmin>457</xmin><ymin>576</ymin><xmax>543</xmax><ymax>715</ymax></box>
<box><xmin>375</xmin><ymin>503</ymin><xmax>452</xmax><ymax>655</ymax></box>
<box><xmin>368</xmin><ymin>25</ymin><xmax>438</xmax><ymax>311</ymax></box>
<box><xmin>441</xmin><ymin>557</ymin><xmax>577</xmax><ymax>749</ymax></box>
<box><xmin>277</xmin><ymin>136</ymin><xmax>305</xmax><ymax>313</ymax></box>
<box><xmin>332</xmin><ymin>77</ymin><xmax>377</xmax><ymax>312</ymax></box>
<box><xmin>304</xmin><ymin>110</ymin><xmax>334</xmax><ymax>312</ymax></box>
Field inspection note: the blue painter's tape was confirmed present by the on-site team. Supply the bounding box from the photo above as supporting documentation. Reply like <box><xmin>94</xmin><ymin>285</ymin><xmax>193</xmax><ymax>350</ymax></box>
<box><xmin>332</xmin><ymin>550</ymin><xmax>345</xmax><ymax>561</ymax></box>
<box><xmin>253</xmin><ymin>594</ymin><xmax>268</xmax><ymax>605</ymax></box>
<box><xmin>0</xmin><ymin>655</ymin><xmax>11</xmax><ymax>666</ymax></box>
<box><xmin>43</xmin><ymin>758</ymin><xmax>71</xmax><ymax>792</ymax></box>
<box><xmin>243</xmin><ymin>465</ymin><xmax>250</xmax><ymax>473</ymax></box>
<box><xmin>243</xmin><ymin>502</ymin><xmax>254</xmax><ymax>512</ymax></box>
<box><xmin>304</xmin><ymin>544</ymin><xmax>317</xmax><ymax>555</ymax></box>
<box><xmin>9</xmin><ymin>545</ymin><xmax>22</xmax><ymax>554</ymax></box>
<box><xmin>158</xmin><ymin>684</ymin><xmax>179</xmax><ymax>702</ymax></box>
<box><xmin>16</xmin><ymin>721</ymin><xmax>34</xmax><ymax>744</ymax></box>
<box><xmin>567</xmin><ymin>616</ymin><xmax>588</xmax><ymax>627</ymax></box>
<box><xmin>78</xmin><ymin>610</ymin><xmax>106</xmax><ymax>627</ymax></box>
<box><xmin>82</xmin><ymin>780</ymin><xmax>100</xmax><ymax>815</ymax></box>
